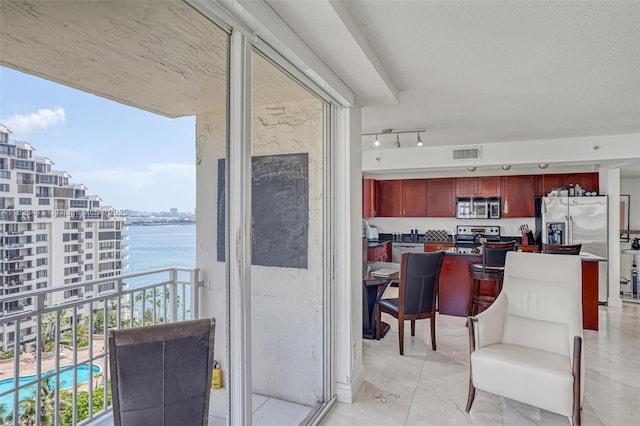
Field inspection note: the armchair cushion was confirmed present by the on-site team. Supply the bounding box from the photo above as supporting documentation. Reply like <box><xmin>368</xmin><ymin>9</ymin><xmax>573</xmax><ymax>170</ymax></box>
<box><xmin>471</xmin><ymin>343</ymin><xmax>574</xmax><ymax>416</ymax></box>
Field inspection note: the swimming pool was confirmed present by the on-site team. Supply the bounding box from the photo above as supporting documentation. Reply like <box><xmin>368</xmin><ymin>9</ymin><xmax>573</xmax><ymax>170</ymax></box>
<box><xmin>0</xmin><ymin>363</ymin><xmax>101</xmax><ymax>407</ymax></box>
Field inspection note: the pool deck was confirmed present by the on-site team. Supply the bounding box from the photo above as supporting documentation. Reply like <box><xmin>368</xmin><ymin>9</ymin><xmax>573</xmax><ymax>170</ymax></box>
<box><xmin>0</xmin><ymin>337</ymin><xmax>107</xmax><ymax>386</ymax></box>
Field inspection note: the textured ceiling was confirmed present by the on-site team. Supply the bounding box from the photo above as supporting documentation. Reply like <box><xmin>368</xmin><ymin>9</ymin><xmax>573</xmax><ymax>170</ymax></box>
<box><xmin>264</xmin><ymin>0</ymin><xmax>640</xmax><ymax>176</ymax></box>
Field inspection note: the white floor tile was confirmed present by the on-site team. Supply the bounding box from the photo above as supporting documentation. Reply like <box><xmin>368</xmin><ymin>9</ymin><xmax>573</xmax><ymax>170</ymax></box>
<box><xmin>324</xmin><ymin>303</ymin><xmax>640</xmax><ymax>426</ymax></box>
<box><xmin>252</xmin><ymin>397</ymin><xmax>313</xmax><ymax>426</ymax></box>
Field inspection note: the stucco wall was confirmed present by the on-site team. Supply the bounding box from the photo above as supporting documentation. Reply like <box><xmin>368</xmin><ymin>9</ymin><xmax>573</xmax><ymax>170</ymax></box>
<box><xmin>196</xmin><ymin>96</ymin><xmax>325</xmax><ymax>406</ymax></box>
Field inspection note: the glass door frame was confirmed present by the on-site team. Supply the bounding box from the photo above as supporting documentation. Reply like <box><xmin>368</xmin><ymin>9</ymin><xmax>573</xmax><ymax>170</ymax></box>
<box><xmin>187</xmin><ymin>2</ymin><xmax>343</xmax><ymax>423</ymax></box>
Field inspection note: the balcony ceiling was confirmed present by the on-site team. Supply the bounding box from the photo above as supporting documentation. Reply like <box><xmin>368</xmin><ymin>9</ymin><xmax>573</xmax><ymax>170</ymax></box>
<box><xmin>0</xmin><ymin>1</ymin><xmax>312</xmax><ymax>118</ymax></box>
<box><xmin>263</xmin><ymin>0</ymin><xmax>640</xmax><ymax>176</ymax></box>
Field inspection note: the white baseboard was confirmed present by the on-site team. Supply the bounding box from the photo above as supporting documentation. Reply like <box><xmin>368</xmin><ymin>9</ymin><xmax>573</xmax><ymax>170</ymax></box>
<box><xmin>335</xmin><ymin>364</ymin><xmax>365</xmax><ymax>403</ymax></box>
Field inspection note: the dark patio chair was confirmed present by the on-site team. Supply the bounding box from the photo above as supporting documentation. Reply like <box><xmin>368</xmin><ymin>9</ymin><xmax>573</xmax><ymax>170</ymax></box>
<box><xmin>109</xmin><ymin>318</ymin><xmax>215</xmax><ymax>426</ymax></box>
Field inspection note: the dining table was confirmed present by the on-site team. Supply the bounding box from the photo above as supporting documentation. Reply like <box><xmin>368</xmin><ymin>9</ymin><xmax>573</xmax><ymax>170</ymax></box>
<box><xmin>362</xmin><ymin>262</ymin><xmax>399</xmax><ymax>340</ymax></box>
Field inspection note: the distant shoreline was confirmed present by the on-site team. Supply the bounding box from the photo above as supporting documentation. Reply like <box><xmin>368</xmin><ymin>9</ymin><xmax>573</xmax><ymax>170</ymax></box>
<box><xmin>127</xmin><ymin>220</ymin><xmax>195</xmax><ymax>226</ymax></box>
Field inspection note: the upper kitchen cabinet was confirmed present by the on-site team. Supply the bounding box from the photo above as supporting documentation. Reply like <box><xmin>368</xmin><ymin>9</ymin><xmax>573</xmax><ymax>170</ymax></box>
<box><xmin>402</xmin><ymin>179</ymin><xmax>428</xmax><ymax>216</ymax></box>
<box><xmin>533</xmin><ymin>172</ymin><xmax>599</xmax><ymax>196</ymax></box>
<box><xmin>426</xmin><ymin>178</ymin><xmax>456</xmax><ymax>217</ymax></box>
<box><xmin>377</xmin><ymin>180</ymin><xmax>403</xmax><ymax>216</ymax></box>
<box><xmin>534</xmin><ymin>174</ymin><xmax>564</xmax><ymax>196</ymax></box>
<box><xmin>501</xmin><ymin>175</ymin><xmax>534</xmax><ymax>217</ymax></box>
<box><xmin>562</xmin><ymin>173</ymin><xmax>600</xmax><ymax>193</ymax></box>
<box><xmin>363</xmin><ymin>178</ymin><xmax>377</xmax><ymax>217</ymax></box>
<box><xmin>377</xmin><ymin>179</ymin><xmax>427</xmax><ymax>217</ymax></box>
<box><xmin>455</xmin><ymin>176</ymin><xmax>501</xmax><ymax>197</ymax></box>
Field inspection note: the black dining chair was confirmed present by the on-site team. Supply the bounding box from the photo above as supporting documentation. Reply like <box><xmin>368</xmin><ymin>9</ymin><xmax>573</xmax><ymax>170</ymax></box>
<box><xmin>543</xmin><ymin>243</ymin><xmax>582</xmax><ymax>255</ymax></box>
<box><xmin>375</xmin><ymin>251</ymin><xmax>444</xmax><ymax>355</ymax></box>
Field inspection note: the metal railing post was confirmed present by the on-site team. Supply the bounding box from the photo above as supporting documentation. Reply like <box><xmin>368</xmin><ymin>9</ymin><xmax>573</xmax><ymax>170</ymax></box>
<box><xmin>170</xmin><ymin>269</ymin><xmax>178</xmax><ymax>323</ymax></box>
<box><xmin>191</xmin><ymin>268</ymin><xmax>199</xmax><ymax>319</ymax></box>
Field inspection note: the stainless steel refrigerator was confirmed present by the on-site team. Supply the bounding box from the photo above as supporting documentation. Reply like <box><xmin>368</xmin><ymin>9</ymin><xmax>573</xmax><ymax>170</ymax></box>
<box><xmin>541</xmin><ymin>196</ymin><xmax>608</xmax><ymax>302</ymax></box>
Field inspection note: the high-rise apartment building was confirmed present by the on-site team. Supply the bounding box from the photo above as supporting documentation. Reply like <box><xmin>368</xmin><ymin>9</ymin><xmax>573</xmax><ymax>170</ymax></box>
<box><xmin>0</xmin><ymin>124</ymin><xmax>128</xmax><ymax>351</ymax></box>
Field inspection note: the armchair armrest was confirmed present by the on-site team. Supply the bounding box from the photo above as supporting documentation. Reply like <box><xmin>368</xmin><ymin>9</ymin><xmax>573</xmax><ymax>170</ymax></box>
<box><xmin>470</xmin><ymin>293</ymin><xmax>507</xmax><ymax>350</ymax></box>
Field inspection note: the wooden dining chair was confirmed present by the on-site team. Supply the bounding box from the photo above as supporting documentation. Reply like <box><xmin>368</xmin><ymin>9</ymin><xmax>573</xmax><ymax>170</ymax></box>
<box><xmin>375</xmin><ymin>251</ymin><xmax>444</xmax><ymax>355</ymax></box>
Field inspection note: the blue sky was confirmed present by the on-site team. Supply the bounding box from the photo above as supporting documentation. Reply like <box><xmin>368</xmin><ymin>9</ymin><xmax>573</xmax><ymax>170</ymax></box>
<box><xmin>0</xmin><ymin>66</ymin><xmax>196</xmax><ymax>213</ymax></box>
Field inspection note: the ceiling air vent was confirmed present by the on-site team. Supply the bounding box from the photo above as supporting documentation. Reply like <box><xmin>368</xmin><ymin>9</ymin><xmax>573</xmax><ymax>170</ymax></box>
<box><xmin>452</xmin><ymin>147</ymin><xmax>481</xmax><ymax>161</ymax></box>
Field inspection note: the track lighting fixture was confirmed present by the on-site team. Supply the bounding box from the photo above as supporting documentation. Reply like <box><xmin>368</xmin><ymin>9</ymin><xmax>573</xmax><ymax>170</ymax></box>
<box><xmin>467</xmin><ymin>166</ymin><xmax>477</xmax><ymax>172</ymax></box>
<box><xmin>538</xmin><ymin>163</ymin><xmax>549</xmax><ymax>169</ymax></box>
<box><xmin>501</xmin><ymin>164</ymin><xmax>511</xmax><ymax>171</ymax></box>
<box><xmin>362</xmin><ymin>128</ymin><xmax>426</xmax><ymax>149</ymax></box>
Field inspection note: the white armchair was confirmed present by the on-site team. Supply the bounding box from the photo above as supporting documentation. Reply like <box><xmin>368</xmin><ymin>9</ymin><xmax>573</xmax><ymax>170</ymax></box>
<box><xmin>466</xmin><ymin>251</ymin><xmax>584</xmax><ymax>426</ymax></box>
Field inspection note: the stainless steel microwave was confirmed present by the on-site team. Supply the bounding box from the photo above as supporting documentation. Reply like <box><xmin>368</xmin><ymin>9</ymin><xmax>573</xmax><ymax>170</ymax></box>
<box><xmin>456</xmin><ymin>197</ymin><xmax>501</xmax><ymax>219</ymax></box>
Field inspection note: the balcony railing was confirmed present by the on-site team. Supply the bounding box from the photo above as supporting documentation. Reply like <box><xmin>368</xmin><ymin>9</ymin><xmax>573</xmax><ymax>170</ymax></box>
<box><xmin>0</xmin><ymin>267</ymin><xmax>200</xmax><ymax>425</ymax></box>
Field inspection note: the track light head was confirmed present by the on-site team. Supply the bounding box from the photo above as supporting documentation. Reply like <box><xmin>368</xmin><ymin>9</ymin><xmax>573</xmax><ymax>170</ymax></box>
<box><xmin>416</xmin><ymin>132</ymin><xmax>424</xmax><ymax>147</ymax></box>
<box><xmin>394</xmin><ymin>134</ymin><xmax>401</xmax><ymax>148</ymax></box>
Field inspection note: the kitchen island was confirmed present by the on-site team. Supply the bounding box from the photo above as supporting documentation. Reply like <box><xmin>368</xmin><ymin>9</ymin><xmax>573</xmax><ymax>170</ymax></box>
<box><xmin>436</xmin><ymin>249</ymin><xmax>602</xmax><ymax>330</ymax></box>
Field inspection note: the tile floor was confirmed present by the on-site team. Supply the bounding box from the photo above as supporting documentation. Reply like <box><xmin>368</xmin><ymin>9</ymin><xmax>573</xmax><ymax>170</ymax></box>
<box><xmin>320</xmin><ymin>300</ymin><xmax>640</xmax><ymax>426</ymax></box>
<box><xmin>208</xmin><ymin>389</ymin><xmax>313</xmax><ymax>426</ymax></box>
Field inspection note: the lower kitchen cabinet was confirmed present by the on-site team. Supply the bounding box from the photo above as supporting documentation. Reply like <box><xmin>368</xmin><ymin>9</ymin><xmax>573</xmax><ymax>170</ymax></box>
<box><xmin>438</xmin><ymin>254</ymin><xmax>477</xmax><ymax>316</ymax></box>
<box><xmin>424</xmin><ymin>243</ymin><xmax>454</xmax><ymax>252</ymax></box>
<box><xmin>367</xmin><ymin>242</ymin><xmax>391</xmax><ymax>262</ymax></box>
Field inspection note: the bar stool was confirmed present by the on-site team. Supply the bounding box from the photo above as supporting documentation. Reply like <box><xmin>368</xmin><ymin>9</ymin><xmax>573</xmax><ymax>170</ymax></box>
<box><xmin>468</xmin><ymin>241</ymin><xmax>517</xmax><ymax>316</ymax></box>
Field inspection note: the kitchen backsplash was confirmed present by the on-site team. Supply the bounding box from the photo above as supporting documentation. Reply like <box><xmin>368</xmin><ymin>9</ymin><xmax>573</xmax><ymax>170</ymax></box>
<box><xmin>367</xmin><ymin>217</ymin><xmax>536</xmax><ymax>237</ymax></box>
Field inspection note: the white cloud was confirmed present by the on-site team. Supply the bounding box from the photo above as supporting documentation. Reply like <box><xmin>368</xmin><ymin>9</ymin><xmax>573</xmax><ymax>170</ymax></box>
<box><xmin>3</xmin><ymin>107</ymin><xmax>66</xmax><ymax>137</ymax></box>
<box><xmin>74</xmin><ymin>163</ymin><xmax>196</xmax><ymax>211</ymax></box>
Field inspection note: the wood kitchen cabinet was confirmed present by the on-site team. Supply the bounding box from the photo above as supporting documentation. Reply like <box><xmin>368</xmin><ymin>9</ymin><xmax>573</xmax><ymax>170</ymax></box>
<box><xmin>402</xmin><ymin>179</ymin><xmax>427</xmax><ymax>216</ymax></box>
<box><xmin>534</xmin><ymin>174</ymin><xmax>564</xmax><ymax>196</ymax></box>
<box><xmin>501</xmin><ymin>175</ymin><xmax>534</xmax><ymax>217</ymax></box>
<box><xmin>534</xmin><ymin>172</ymin><xmax>599</xmax><ymax>196</ymax></box>
<box><xmin>376</xmin><ymin>180</ymin><xmax>403</xmax><ymax>217</ymax></box>
<box><xmin>376</xmin><ymin>179</ymin><xmax>426</xmax><ymax>217</ymax></box>
<box><xmin>426</xmin><ymin>178</ymin><xmax>456</xmax><ymax>217</ymax></box>
<box><xmin>455</xmin><ymin>176</ymin><xmax>500</xmax><ymax>197</ymax></box>
<box><xmin>367</xmin><ymin>242</ymin><xmax>391</xmax><ymax>262</ymax></box>
<box><xmin>424</xmin><ymin>243</ymin><xmax>454</xmax><ymax>252</ymax></box>
<box><xmin>563</xmin><ymin>173</ymin><xmax>599</xmax><ymax>193</ymax></box>
<box><xmin>362</xmin><ymin>178</ymin><xmax>377</xmax><ymax>217</ymax></box>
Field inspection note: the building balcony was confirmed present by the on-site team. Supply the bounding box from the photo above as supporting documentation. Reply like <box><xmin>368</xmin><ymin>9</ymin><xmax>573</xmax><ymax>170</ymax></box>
<box><xmin>0</xmin><ymin>267</ymin><xmax>199</xmax><ymax>424</ymax></box>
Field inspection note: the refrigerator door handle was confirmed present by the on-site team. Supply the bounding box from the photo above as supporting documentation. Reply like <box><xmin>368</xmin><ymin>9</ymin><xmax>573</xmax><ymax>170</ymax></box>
<box><xmin>568</xmin><ymin>215</ymin><xmax>573</xmax><ymax>244</ymax></box>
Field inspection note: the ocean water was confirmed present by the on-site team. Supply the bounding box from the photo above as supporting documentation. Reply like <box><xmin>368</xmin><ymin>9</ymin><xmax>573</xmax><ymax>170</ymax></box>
<box><xmin>126</xmin><ymin>224</ymin><xmax>196</xmax><ymax>272</ymax></box>
<box><xmin>124</xmin><ymin>224</ymin><xmax>196</xmax><ymax>288</ymax></box>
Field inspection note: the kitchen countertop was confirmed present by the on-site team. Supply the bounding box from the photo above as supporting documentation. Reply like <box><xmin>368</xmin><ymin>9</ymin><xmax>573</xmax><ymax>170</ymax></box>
<box><xmin>579</xmin><ymin>251</ymin><xmax>607</xmax><ymax>262</ymax></box>
<box><xmin>367</xmin><ymin>240</ymin><xmax>390</xmax><ymax>248</ymax></box>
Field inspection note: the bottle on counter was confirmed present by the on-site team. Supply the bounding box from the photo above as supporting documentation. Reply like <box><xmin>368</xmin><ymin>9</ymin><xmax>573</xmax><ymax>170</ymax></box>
<box><xmin>568</xmin><ymin>184</ymin><xmax>575</xmax><ymax>197</ymax></box>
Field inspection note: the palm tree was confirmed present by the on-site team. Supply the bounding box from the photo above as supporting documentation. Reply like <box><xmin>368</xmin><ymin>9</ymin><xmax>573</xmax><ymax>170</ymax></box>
<box><xmin>0</xmin><ymin>403</ymin><xmax>13</xmax><ymax>426</ymax></box>
<box><xmin>17</xmin><ymin>378</ymin><xmax>56</xmax><ymax>426</ymax></box>
<box><xmin>93</xmin><ymin>371</ymin><xmax>104</xmax><ymax>390</ymax></box>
